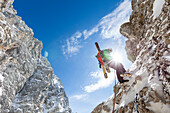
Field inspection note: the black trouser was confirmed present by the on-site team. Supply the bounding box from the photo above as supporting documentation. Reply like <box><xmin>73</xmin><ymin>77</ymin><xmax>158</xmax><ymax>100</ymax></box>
<box><xmin>108</xmin><ymin>61</ymin><xmax>126</xmax><ymax>83</ymax></box>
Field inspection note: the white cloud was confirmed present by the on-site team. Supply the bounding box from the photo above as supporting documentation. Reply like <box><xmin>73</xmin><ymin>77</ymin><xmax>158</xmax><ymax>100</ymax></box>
<box><xmin>70</xmin><ymin>94</ymin><xmax>87</xmax><ymax>100</ymax></box>
<box><xmin>83</xmin><ymin>0</ymin><xmax>131</xmax><ymax>39</ymax></box>
<box><xmin>62</xmin><ymin>0</ymin><xmax>131</xmax><ymax>57</ymax></box>
<box><xmin>44</xmin><ymin>51</ymin><xmax>48</xmax><ymax>58</ymax></box>
<box><xmin>72</xmin><ymin>31</ymin><xmax>82</xmax><ymax>39</ymax></box>
<box><xmin>84</xmin><ymin>70</ymin><xmax>116</xmax><ymax>93</ymax></box>
<box><xmin>83</xmin><ymin>26</ymin><xmax>99</xmax><ymax>40</ymax></box>
<box><xmin>62</xmin><ymin>31</ymin><xmax>82</xmax><ymax>57</ymax></box>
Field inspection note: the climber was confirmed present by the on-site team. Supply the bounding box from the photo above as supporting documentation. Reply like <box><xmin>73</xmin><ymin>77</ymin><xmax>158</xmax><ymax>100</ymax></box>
<box><xmin>96</xmin><ymin>48</ymin><xmax>129</xmax><ymax>83</ymax></box>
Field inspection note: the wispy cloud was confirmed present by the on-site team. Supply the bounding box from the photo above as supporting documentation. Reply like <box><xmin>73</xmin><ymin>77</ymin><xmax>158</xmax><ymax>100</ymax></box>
<box><xmin>83</xmin><ymin>27</ymin><xmax>99</xmax><ymax>40</ymax></box>
<box><xmin>84</xmin><ymin>71</ymin><xmax>116</xmax><ymax>93</ymax></box>
<box><xmin>62</xmin><ymin>0</ymin><xmax>131</xmax><ymax>57</ymax></box>
<box><xmin>62</xmin><ymin>31</ymin><xmax>82</xmax><ymax>57</ymax></box>
<box><xmin>70</xmin><ymin>94</ymin><xmax>87</xmax><ymax>100</ymax></box>
<box><xmin>72</xmin><ymin>31</ymin><xmax>82</xmax><ymax>39</ymax></box>
<box><xmin>84</xmin><ymin>0</ymin><xmax>131</xmax><ymax>39</ymax></box>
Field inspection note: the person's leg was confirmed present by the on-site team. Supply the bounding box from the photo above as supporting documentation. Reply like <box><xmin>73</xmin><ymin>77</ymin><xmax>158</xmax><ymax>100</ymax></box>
<box><xmin>108</xmin><ymin>62</ymin><xmax>116</xmax><ymax>70</ymax></box>
<box><xmin>116</xmin><ymin>69</ymin><xmax>129</xmax><ymax>83</ymax></box>
<box><xmin>116</xmin><ymin>63</ymin><xmax>129</xmax><ymax>83</ymax></box>
<box><xmin>116</xmin><ymin>70</ymin><xmax>125</xmax><ymax>83</ymax></box>
<box><xmin>116</xmin><ymin>63</ymin><xmax>126</xmax><ymax>75</ymax></box>
<box><xmin>108</xmin><ymin>62</ymin><xmax>129</xmax><ymax>83</ymax></box>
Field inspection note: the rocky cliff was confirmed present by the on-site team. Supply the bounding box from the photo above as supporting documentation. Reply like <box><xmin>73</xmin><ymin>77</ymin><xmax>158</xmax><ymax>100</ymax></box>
<box><xmin>0</xmin><ymin>0</ymin><xmax>71</xmax><ymax>113</ymax></box>
<box><xmin>92</xmin><ymin>0</ymin><xmax>169</xmax><ymax>113</ymax></box>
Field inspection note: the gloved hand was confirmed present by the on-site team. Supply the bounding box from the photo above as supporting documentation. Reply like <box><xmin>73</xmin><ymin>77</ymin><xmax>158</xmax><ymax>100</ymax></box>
<box><xmin>99</xmin><ymin>63</ymin><xmax>101</xmax><ymax>68</ymax></box>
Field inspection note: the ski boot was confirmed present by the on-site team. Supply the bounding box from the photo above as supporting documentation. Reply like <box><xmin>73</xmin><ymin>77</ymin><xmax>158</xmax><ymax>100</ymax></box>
<box><xmin>105</xmin><ymin>65</ymin><xmax>111</xmax><ymax>73</ymax></box>
<box><xmin>120</xmin><ymin>72</ymin><xmax>132</xmax><ymax>77</ymax></box>
<box><xmin>120</xmin><ymin>80</ymin><xmax>129</xmax><ymax>85</ymax></box>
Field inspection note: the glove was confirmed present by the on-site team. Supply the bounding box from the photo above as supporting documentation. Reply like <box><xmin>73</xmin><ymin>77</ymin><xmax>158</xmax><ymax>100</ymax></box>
<box><xmin>99</xmin><ymin>63</ymin><xmax>101</xmax><ymax>68</ymax></box>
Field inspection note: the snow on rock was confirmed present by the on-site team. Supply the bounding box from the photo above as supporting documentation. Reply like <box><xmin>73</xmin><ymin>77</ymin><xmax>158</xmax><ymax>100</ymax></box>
<box><xmin>0</xmin><ymin>0</ymin><xmax>71</xmax><ymax>112</ymax></box>
<box><xmin>43</xmin><ymin>75</ymin><xmax>71</xmax><ymax>113</ymax></box>
<box><xmin>153</xmin><ymin>0</ymin><xmax>165</xmax><ymax>20</ymax></box>
<box><xmin>92</xmin><ymin>0</ymin><xmax>169</xmax><ymax>112</ymax></box>
<box><xmin>147</xmin><ymin>102</ymin><xmax>169</xmax><ymax>113</ymax></box>
<box><xmin>0</xmin><ymin>0</ymin><xmax>16</xmax><ymax>14</ymax></box>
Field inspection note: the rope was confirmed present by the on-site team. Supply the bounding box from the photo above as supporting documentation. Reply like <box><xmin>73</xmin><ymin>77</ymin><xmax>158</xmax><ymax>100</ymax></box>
<box><xmin>134</xmin><ymin>93</ymin><xmax>139</xmax><ymax>113</ymax></box>
<box><xmin>112</xmin><ymin>74</ymin><xmax>117</xmax><ymax>113</ymax></box>
<box><xmin>112</xmin><ymin>39</ymin><xmax>122</xmax><ymax>113</ymax></box>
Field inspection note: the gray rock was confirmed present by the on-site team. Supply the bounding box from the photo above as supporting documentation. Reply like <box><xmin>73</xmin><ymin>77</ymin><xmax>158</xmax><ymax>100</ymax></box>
<box><xmin>0</xmin><ymin>0</ymin><xmax>71</xmax><ymax>112</ymax></box>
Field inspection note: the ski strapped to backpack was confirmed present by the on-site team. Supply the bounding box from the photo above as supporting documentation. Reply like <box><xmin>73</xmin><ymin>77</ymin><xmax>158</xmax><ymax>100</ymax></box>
<box><xmin>95</xmin><ymin>42</ymin><xmax>108</xmax><ymax>78</ymax></box>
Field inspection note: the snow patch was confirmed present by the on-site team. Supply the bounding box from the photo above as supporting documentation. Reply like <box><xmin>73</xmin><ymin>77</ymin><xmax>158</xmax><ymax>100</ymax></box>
<box><xmin>163</xmin><ymin>55</ymin><xmax>170</xmax><ymax>61</ymax></box>
<box><xmin>148</xmin><ymin>74</ymin><xmax>164</xmax><ymax>97</ymax></box>
<box><xmin>0</xmin><ymin>73</ymin><xmax>4</xmax><ymax>82</ymax></box>
<box><xmin>53</xmin><ymin>77</ymin><xmax>59</xmax><ymax>84</ymax></box>
<box><xmin>101</xmin><ymin>97</ymin><xmax>114</xmax><ymax>113</ymax></box>
<box><xmin>134</xmin><ymin>76</ymin><xmax>148</xmax><ymax>93</ymax></box>
<box><xmin>153</xmin><ymin>0</ymin><xmax>165</xmax><ymax>19</ymax></box>
<box><xmin>119</xmin><ymin>68</ymin><xmax>149</xmax><ymax>106</ymax></box>
<box><xmin>147</xmin><ymin>102</ymin><xmax>169</xmax><ymax>113</ymax></box>
<box><xmin>0</xmin><ymin>73</ymin><xmax>4</xmax><ymax>96</ymax></box>
<box><xmin>0</xmin><ymin>87</ymin><xmax>2</xmax><ymax>96</ymax></box>
<box><xmin>119</xmin><ymin>100</ymin><xmax>125</xmax><ymax>107</ymax></box>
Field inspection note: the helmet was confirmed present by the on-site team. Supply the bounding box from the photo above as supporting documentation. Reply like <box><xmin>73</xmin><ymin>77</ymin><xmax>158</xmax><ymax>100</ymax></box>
<box><xmin>108</xmin><ymin>48</ymin><xmax>112</xmax><ymax>52</ymax></box>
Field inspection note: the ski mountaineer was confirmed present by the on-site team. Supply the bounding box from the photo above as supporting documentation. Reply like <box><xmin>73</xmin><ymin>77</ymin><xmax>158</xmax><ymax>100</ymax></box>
<box><xmin>96</xmin><ymin>48</ymin><xmax>129</xmax><ymax>83</ymax></box>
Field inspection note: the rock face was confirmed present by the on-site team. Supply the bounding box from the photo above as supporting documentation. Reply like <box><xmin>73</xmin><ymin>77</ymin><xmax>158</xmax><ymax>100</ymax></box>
<box><xmin>92</xmin><ymin>0</ymin><xmax>169</xmax><ymax>113</ymax></box>
<box><xmin>0</xmin><ymin>0</ymin><xmax>71</xmax><ymax>113</ymax></box>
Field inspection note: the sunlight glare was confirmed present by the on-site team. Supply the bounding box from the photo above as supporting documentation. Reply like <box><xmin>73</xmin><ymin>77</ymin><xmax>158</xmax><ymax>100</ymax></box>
<box><xmin>110</xmin><ymin>52</ymin><xmax>123</xmax><ymax>63</ymax></box>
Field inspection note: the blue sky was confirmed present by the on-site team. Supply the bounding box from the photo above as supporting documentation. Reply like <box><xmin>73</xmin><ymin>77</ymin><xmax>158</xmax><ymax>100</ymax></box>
<box><xmin>14</xmin><ymin>0</ymin><xmax>132</xmax><ymax>113</ymax></box>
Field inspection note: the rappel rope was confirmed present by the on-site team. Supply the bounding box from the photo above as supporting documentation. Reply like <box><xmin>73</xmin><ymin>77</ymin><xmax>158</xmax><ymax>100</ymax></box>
<box><xmin>112</xmin><ymin>74</ymin><xmax>117</xmax><ymax>113</ymax></box>
<box><xmin>134</xmin><ymin>93</ymin><xmax>139</xmax><ymax>113</ymax></box>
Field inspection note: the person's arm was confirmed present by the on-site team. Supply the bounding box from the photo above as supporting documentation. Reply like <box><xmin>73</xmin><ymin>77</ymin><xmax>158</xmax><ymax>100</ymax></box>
<box><xmin>103</xmin><ymin>49</ymin><xmax>110</xmax><ymax>53</ymax></box>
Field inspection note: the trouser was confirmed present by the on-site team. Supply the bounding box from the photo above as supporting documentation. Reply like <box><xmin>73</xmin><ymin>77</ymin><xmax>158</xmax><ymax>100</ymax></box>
<box><xmin>108</xmin><ymin>61</ymin><xmax>126</xmax><ymax>83</ymax></box>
